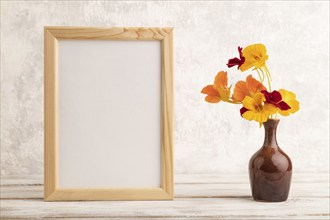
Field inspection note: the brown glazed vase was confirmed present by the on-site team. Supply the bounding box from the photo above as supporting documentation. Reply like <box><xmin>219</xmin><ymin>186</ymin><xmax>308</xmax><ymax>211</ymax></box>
<box><xmin>249</xmin><ymin>119</ymin><xmax>292</xmax><ymax>202</ymax></box>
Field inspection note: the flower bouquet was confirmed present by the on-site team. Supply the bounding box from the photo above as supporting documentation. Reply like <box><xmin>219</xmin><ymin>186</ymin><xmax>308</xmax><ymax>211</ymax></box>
<box><xmin>201</xmin><ymin>44</ymin><xmax>299</xmax><ymax>125</ymax></box>
<box><xmin>201</xmin><ymin>44</ymin><xmax>300</xmax><ymax>202</ymax></box>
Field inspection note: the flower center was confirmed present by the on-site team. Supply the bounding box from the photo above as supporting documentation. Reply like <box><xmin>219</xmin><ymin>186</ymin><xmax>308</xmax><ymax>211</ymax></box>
<box><xmin>254</xmin><ymin>54</ymin><xmax>262</xmax><ymax>60</ymax></box>
<box><xmin>254</xmin><ymin>104</ymin><xmax>263</xmax><ymax>112</ymax></box>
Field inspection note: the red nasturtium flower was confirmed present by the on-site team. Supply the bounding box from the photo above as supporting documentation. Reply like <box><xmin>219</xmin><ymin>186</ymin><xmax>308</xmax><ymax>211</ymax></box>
<box><xmin>260</xmin><ymin>90</ymin><xmax>291</xmax><ymax>111</ymax></box>
<box><xmin>227</xmin><ymin>46</ymin><xmax>245</xmax><ymax>69</ymax></box>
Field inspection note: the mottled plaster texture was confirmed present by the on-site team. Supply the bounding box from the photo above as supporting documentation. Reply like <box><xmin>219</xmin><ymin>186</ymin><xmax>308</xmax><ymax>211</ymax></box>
<box><xmin>1</xmin><ymin>1</ymin><xmax>329</xmax><ymax>175</ymax></box>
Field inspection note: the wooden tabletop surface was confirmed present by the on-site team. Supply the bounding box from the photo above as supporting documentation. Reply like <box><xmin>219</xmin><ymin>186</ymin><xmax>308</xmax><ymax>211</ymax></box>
<box><xmin>1</xmin><ymin>173</ymin><xmax>329</xmax><ymax>219</ymax></box>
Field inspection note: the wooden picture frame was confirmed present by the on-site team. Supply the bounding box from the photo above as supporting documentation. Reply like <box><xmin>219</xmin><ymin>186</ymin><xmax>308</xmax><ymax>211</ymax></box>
<box><xmin>44</xmin><ymin>27</ymin><xmax>174</xmax><ymax>201</ymax></box>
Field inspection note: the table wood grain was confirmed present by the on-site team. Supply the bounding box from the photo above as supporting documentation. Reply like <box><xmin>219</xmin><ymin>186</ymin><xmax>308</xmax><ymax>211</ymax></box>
<box><xmin>1</xmin><ymin>173</ymin><xmax>329</xmax><ymax>219</ymax></box>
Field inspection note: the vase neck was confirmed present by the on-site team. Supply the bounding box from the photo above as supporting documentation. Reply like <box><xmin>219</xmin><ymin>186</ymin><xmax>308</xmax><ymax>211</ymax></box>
<box><xmin>262</xmin><ymin>119</ymin><xmax>279</xmax><ymax>148</ymax></box>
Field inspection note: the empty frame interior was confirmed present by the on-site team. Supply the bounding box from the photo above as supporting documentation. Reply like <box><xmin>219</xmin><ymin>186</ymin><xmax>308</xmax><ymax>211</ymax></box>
<box><xmin>58</xmin><ymin>40</ymin><xmax>161</xmax><ymax>188</ymax></box>
<box><xmin>44</xmin><ymin>27</ymin><xmax>173</xmax><ymax>201</ymax></box>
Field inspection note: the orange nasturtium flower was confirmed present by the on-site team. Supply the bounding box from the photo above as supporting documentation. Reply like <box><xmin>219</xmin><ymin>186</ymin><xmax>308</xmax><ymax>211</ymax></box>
<box><xmin>278</xmin><ymin>89</ymin><xmax>300</xmax><ymax>116</ymax></box>
<box><xmin>201</xmin><ymin>71</ymin><xmax>234</xmax><ymax>103</ymax></box>
<box><xmin>232</xmin><ymin>74</ymin><xmax>267</xmax><ymax>102</ymax></box>
<box><xmin>240</xmin><ymin>93</ymin><xmax>277</xmax><ymax>125</ymax></box>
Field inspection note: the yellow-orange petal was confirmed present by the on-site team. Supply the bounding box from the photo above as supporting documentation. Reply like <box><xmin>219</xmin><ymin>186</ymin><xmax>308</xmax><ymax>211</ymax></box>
<box><xmin>242</xmin><ymin>110</ymin><xmax>255</xmax><ymax>121</ymax></box>
<box><xmin>242</xmin><ymin>95</ymin><xmax>257</xmax><ymax>111</ymax></box>
<box><xmin>264</xmin><ymin>103</ymin><xmax>278</xmax><ymax>115</ymax></box>
<box><xmin>201</xmin><ymin>85</ymin><xmax>218</xmax><ymax>96</ymax></box>
<box><xmin>214</xmin><ymin>71</ymin><xmax>228</xmax><ymax>89</ymax></box>
<box><xmin>202</xmin><ymin>85</ymin><xmax>221</xmax><ymax>103</ymax></box>
<box><xmin>242</xmin><ymin>44</ymin><xmax>268</xmax><ymax>69</ymax></box>
<box><xmin>278</xmin><ymin>89</ymin><xmax>300</xmax><ymax>116</ymax></box>
<box><xmin>219</xmin><ymin>88</ymin><xmax>231</xmax><ymax>102</ymax></box>
<box><xmin>246</xmin><ymin>74</ymin><xmax>267</xmax><ymax>94</ymax></box>
<box><xmin>232</xmin><ymin>81</ymin><xmax>249</xmax><ymax>102</ymax></box>
<box><xmin>205</xmin><ymin>95</ymin><xmax>221</xmax><ymax>103</ymax></box>
<box><xmin>239</xmin><ymin>60</ymin><xmax>254</xmax><ymax>72</ymax></box>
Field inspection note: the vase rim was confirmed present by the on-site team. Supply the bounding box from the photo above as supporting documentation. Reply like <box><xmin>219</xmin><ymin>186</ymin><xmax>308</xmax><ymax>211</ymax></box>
<box><xmin>266</xmin><ymin>119</ymin><xmax>280</xmax><ymax>121</ymax></box>
<box><xmin>263</xmin><ymin>118</ymin><xmax>280</xmax><ymax>125</ymax></box>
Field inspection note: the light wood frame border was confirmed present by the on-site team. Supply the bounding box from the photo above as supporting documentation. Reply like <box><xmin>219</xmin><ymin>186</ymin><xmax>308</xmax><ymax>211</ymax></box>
<box><xmin>44</xmin><ymin>27</ymin><xmax>174</xmax><ymax>201</ymax></box>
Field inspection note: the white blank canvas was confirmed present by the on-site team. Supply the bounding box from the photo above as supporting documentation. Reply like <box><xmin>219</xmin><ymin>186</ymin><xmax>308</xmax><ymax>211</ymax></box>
<box><xmin>57</xmin><ymin>40</ymin><xmax>161</xmax><ymax>188</ymax></box>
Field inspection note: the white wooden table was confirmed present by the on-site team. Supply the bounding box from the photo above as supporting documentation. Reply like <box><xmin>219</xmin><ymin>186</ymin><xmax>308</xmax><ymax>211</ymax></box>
<box><xmin>1</xmin><ymin>173</ymin><xmax>329</xmax><ymax>219</ymax></box>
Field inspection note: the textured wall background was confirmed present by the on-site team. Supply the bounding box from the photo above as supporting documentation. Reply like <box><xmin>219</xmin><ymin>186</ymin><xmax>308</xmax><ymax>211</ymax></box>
<box><xmin>1</xmin><ymin>1</ymin><xmax>329</xmax><ymax>175</ymax></box>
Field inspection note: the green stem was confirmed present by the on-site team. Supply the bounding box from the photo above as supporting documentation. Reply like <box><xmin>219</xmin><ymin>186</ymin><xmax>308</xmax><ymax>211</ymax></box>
<box><xmin>256</xmin><ymin>68</ymin><xmax>264</xmax><ymax>82</ymax></box>
<box><xmin>264</xmin><ymin>65</ymin><xmax>272</xmax><ymax>81</ymax></box>
<box><xmin>227</xmin><ymin>100</ymin><xmax>241</xmax><ymax>104</ymax></box>
<box><xmin>263</xmin><ymin>65</ymin><xmax>275</xmax><ymax>119</ymax></box>
<box><xmin>261</xmin><ymin>68</ymin><xmax>272</xmax><ymax>91</ymax></box>
<box><xmin>257</xmin><ymin>71</ymin><xmax>262</xmax><ymax>82</ymax></box>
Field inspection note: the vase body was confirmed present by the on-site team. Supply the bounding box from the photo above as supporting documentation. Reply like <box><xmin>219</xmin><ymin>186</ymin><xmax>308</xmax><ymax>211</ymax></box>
<box><xmin>249</xmin><ymin>119</ymin><xmax>292</xmax><ymax>202</ymax></box>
